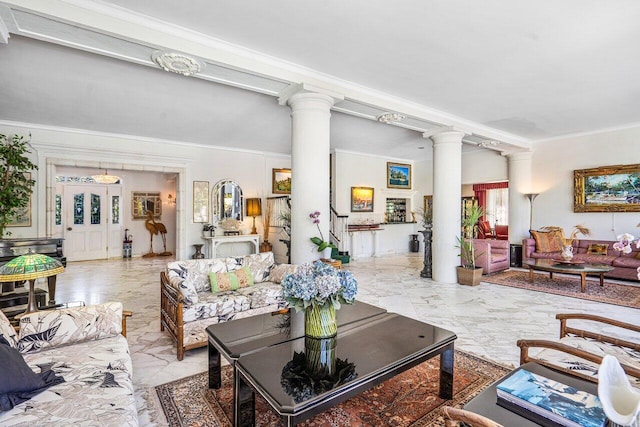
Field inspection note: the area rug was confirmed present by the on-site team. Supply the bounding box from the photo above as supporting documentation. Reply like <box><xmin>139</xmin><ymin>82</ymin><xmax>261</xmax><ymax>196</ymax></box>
<box><xmin>483</xmin><ymin>270</ymin><xmax>640</xmax><ymax>308</ymax></box>
<box><xmin>154</xmin><ymin>350</ymin><xmax>509</xmax><ymax>427</ymax></box>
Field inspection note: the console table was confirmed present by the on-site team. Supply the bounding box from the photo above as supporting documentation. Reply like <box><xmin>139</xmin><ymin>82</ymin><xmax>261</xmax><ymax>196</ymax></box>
<box><xmin>202</xmin><ymin>234</ymin><xmax>259</xmax><ymax>258</ymax></box>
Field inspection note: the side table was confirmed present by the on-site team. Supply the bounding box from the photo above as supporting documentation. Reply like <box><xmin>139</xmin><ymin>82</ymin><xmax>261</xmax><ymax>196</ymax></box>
<box><xmin>321</xmin><ymin>258</ymin><xmax>342</xmax><ymax>269</ymax></box>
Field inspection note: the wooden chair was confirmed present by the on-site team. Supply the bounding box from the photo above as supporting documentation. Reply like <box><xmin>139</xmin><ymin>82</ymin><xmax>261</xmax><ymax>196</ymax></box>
<box><xmin>442</xmin><ymin>406</ymin><xmax>503</xmax><ymax>427</ymax></box>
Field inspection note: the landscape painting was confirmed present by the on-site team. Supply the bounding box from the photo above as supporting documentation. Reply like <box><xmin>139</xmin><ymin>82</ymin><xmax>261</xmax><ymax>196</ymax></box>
<box><xmin>351</xmin><ymin>187</ymin><xmax>374</xmax><ymax>212</ymax></box>
<box><xmin>387</xmin><ymin>162</ymin><xmax>411</xmax><ymax>189</ymax></box>
<box><xmin>272</xmin><ymin>168</ymin><xmax>292</xmax><ymax>194</ymax></box>
<box><xmin>574</xmin><ymin>164</ymin><xmax>640</xmax><ymax>212</ymax></box>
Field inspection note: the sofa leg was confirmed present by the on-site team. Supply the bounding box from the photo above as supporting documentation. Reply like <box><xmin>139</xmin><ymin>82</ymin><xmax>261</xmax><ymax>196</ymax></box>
<box><xmin>177</xmin><ymin>346</ymin><xmax>184</xmax><ymax>361</ymax></box>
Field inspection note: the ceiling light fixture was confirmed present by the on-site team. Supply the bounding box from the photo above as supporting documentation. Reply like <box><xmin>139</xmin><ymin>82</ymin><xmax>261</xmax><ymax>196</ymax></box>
<box><xmin>477</xmin><ymin>140</ymin><xmax>501</xmax><ymax>148</ymax></box>
<box><xmin>92</xmin><ymin>169</ymin><xmax>120</xmax><ymax>184</ymax></box>
<box><xmin>377</xmin><ymin>112</ymin><xmax>405</xmax><ymax>124</ymax></box>
<box><xmin>152</xmin><ymin>51</ymin><xmax>202</xmax><ymax>76</ymax></box>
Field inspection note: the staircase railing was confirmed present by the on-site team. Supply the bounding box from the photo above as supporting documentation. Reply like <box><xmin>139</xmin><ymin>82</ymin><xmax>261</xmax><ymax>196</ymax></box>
<box><xmin>330</xmin><ymin>205</ymin><xmax>349</xmax><ymax>254</ymax></box>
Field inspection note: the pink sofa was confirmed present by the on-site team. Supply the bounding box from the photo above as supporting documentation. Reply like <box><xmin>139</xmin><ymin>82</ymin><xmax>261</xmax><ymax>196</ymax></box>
<box><xmin>523</xmin><ymin>238</ymin><xmax>640</xmax><ymax>282</ymax></box>
<box><xmin>473</xmin><ymin>239</ymin><xmax>510</xmax><ymax>274</ymax></box>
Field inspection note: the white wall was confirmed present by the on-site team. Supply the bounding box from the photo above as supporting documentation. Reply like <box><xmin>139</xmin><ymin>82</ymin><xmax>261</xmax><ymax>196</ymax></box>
<box><xmin>531</xmin><ymin>126</ymin><xmax>640</xmax><ymax>240</ymax></box>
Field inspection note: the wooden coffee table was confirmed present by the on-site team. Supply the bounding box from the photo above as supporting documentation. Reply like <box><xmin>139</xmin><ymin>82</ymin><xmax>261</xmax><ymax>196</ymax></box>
<box><xmin>524</xmin><ymin>259</ymin><xmax>614</xmax><ymax>292</ymax></box>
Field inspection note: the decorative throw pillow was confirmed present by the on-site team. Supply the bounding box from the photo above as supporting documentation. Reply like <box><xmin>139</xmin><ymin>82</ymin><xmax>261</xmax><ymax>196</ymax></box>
<box><xmin>17</xmin><ymin>302</ymin><xmax>123</xmax><ymax>354</ymax></box>
<box><xmin>268</xmin><ymin>264</ymin><xmax>299</xmax><ymax>284</ymax></box>
<box><xmin>530</xmin><ymin>230</ymin><xmax>563</xmax><ymax>253</ymax></box>
<box><xmin>0</xmin><ymin>309</ymin><xmax>18</xmax><ymax>349</ymax></box>
<box><xmin>239</xmin><ymin>252</ymin><xmax>275</xmax><ymax>283</ymax></box>
<box><xmin>210</xmin><ymin>266</ymin><xmax>254</xmax><ymax>293</ymax></box>
<box><xmin>0</xmin><ymin>335</ymin><xmax>65</xmax><ymax>411</ymax></box>
<box><xmin>587</xmin><ymin>243</ymin><xmax>608</xmax><ymax>255</ymax></box>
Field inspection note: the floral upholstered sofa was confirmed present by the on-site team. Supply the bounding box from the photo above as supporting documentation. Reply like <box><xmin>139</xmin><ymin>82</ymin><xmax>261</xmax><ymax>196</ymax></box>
<box><xmin>160</xmin><ymin>251</ymin><xmax>295</xmax><ymax>360</ymax></box>
<box><xmin>0</xmin><ymin>302</ymin><xmax>137</xmax><ymax>426</ymax></box>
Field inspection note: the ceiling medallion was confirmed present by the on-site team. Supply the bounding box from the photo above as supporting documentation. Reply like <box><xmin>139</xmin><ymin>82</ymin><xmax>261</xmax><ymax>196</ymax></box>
<box><xmin>152</xmin><ymin>51</ymin><xmax>202</xmax><ymax>76</ymax></box>
<box><xmin>377</xmin><ymin>112</ymin><xmax>406</xmax><ymax>124</ymax></box>
<box><xmin>477</xmin><ymin>140</ymin><xmax>501</xmax><ymax>148</ymax></box>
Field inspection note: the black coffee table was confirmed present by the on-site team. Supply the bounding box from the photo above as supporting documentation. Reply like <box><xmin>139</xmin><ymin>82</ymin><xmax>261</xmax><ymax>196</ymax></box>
<box><xmin>234</xmin><ymin>313</ymin><xmax>456</xmax><ymax>426</ymax></box>
<box><xmin>464</xmin><ymin>362</ymin><xmax>600</xmax><ymax>425</ymax></box>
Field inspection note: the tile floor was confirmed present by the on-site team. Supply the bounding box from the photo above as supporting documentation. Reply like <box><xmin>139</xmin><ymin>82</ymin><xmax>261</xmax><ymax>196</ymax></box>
<box><xmin>40</xmin><ymin>253</ymin><xmax>639</xmax><ymax>425</ymax></box>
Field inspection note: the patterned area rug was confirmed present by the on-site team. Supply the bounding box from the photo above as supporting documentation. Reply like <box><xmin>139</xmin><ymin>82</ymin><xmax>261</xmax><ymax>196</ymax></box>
<box><xmin>483</xmin><ymin>270</ymin><xmax>640</xmax><ymax>308</ymax></box>
<box><xmin>154</xmin><ymin>350</ymin><xmax>509</xmax><ymax>427</ymax></box>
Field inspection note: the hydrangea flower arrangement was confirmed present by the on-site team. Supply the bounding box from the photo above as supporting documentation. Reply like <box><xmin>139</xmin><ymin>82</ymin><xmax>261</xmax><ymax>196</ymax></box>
<box><xmin>281</xmin><ymin>261</ymin><xmax>358</xmax><ymax>311</ymax></box>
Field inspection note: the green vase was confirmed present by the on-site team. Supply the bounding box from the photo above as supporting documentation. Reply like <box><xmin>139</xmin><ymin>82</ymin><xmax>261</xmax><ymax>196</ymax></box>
<box><xmin>305</xmin><ymin>335</ymin><xmax>337</xmax><ymax>376</ymax></box>
<box><xmin>305</xmin><ymin>303</ymin><xmax>337</xmax><ymax>339</ymax></box>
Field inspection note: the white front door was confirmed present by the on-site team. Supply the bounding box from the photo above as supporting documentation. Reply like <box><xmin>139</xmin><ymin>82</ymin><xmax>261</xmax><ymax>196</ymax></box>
<box><xmin>63</xmin><ymin>185</ymin><xmax>108</xmax><ymax>261</ymax></box>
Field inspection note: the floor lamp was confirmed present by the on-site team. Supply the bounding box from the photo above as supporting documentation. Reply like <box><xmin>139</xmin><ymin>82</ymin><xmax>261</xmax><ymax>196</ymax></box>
<box><xmin>525</xmin><ymin>193</ymin><xmax>539</xmax><ymax>231</ymax></box>
<box><xmin>0</xmin><ymin>250</ymin><xmax>65</xmax><ymax>317</ymax></box>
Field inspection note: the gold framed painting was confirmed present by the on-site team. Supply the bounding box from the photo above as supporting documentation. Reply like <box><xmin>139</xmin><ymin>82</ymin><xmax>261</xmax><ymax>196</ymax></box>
<box><xmin>351</xmin><ymin>187</ymin><xmax>374</xmax><ymax>212</ymax></box>
<box><xmin>574</xmin><ymin>163</ymin><xmax>640</xmax><ymax>212</ymax></box>
<box><xmin>272</xmin><ymin>168</ymin><xmax>291</xmax><ymax>194</ymax></box>
<box><xmin>387</xmin><ymin>162</ymin><xmax>412</xmax><ymax>189</ymax></box>
<box><xmin>132</xmin><ymin>191</ymin><xmax>162</xmax><ymax>219</ymax></box>
<box><xmin>193</xmin><ymin>181</ymin><xmax>209</xmax><ymax>223</ymax></box>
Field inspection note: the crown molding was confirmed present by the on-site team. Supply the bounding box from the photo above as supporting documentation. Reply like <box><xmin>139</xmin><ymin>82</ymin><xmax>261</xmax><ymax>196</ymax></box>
<box><xmin>0</xmin><ymin>120</ymin><xmax>291</xmax><ymax>158</ymax></box>
<box><xmin>531</xmin><ymin>121</ymin><xmax>640</xmax><ymax>144</ymax></box>
<box><xmin>1</xmin><ymin>0</ymin><xmax>532</xmax><ymax>152</ymax></box>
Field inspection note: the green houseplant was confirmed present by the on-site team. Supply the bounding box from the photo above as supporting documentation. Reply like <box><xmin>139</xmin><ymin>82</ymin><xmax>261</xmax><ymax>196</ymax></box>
<box><xmin>0</xmin><ymin>134</ymin><xmax>38</xmax><ymax>238</ymax></box>
<box><xmin>456</xmin><ymin>203</ymin><xmax>484</xmax><ymax>285</ymax></box>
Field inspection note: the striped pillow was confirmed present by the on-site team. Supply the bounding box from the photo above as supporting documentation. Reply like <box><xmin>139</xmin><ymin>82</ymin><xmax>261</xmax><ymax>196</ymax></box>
<box><xmin>209</xmin><ymin>266</ymin><xmax>254</xmax><ymax>293</ymax></box>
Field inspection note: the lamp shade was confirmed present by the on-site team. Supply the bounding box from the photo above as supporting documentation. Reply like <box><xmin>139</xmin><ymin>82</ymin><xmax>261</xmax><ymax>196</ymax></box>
<box><xmin>246</xmin><ymin>198</ymin><xmax>262</xmax><ymax>217</ymax></box>
<box><xmin>0</xmin><ymin>252</ymin><xmax>65</xmax><ymax>282</ymax></box>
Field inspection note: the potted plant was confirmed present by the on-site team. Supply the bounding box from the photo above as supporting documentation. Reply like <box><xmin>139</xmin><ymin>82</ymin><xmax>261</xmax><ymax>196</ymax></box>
<box><xmin>202</xmin><ymin>223</ymin><xmax>216</xmax><ymax>237</ymax></box>
<box><xmin>456</xmin><ymin>204</ymin><xmax>484</xmax><ymax>286</ymax></box>
<box><xmin>309</xmin><ymin>211</ymin><xmax>336</xmax><ymax>259</ymax></box>
<box><xmin>0</xmin><ymin>134</ymin><xmax>38</xmax><ymax>238</ymax></box>
<box><xmin>260</xmin><ymin>198</ymin><xmax>273</xmax><ymax>252</ymax></box>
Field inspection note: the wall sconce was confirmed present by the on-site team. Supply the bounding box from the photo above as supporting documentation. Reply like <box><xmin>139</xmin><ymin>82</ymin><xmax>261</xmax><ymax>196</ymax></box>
<box><xmin>167</xmin><ymin>194</ymin><xmax>176</xmax><ymax>205</ymax></box>
<box><xmin>245</xmin><ymin>198</ymin><xmax>262</xmax><ymax>235</ymax></box>
<box><xmin>524</xmin><ymin>193</ymin><xmax>539</xmax><ymax>231</ymax></box>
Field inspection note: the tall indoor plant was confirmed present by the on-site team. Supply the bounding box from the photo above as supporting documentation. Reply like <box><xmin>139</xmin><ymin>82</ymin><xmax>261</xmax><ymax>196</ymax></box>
<box><xmin>456</xmin><ymin>204</ymin><xmax>484</xmax><ymax>285</ymax></box>
<box><xmin>0</xmin><ymin>134</ymin><xmax>38</xmax><ymax>238</ymax></box>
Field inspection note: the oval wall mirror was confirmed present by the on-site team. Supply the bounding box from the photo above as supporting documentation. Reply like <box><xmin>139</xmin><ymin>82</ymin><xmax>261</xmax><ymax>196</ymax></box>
<box><xmin>211</xmin><ymin>179</ymin><xmax>243</xmax><ymax>223</ymax></box>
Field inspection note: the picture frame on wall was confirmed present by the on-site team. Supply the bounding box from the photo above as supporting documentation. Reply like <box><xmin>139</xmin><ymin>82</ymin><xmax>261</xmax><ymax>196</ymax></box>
<box><xmin>132</xmin><ymin>191</ymin><xmax>162</xmax><ymax>219</ymax></box>
<box><xmin>272</xmin><ymin>168</ymin><xmax>292</xmax><ymax>194</ymax></box>
<box><xmin>351</xmin><ymin>186</ymin><xmax>374</xmax><ymax>212</ymax></box>
<box><xmin>574</xmin><ymin>163</ymin><xmax>640</xmax><ymax>212</ymax></box>
<box><xmin>193</xmin><ymin>181</ymin><xmax>209</xmax><ymax>223</ymax></box>
<box><xmin>7</xmin><ymin>173</ymin><xmax>32</xmax><ymax>227</ymax></box>
<box><xmin>387</xmin><ymin>162</ymin><xmax>412</xmax><ymax>189</ymax></box>
<box><xmin>423</xmin><ymin>195</ymin><xmax>433</xmax><ymax>223</ymax></box>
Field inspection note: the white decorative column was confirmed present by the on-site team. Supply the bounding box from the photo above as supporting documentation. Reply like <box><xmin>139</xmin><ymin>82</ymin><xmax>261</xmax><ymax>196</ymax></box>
<box><xmin>507</xmin><ymin>151</ymin><xmax>534</xmax><ymax>244</ymax></box>
<box><xmin>427</xmin><ymin>130</ymin><xmax>465</xmax><ymax>284</ymax></box>
<box><xmin>279</xmin><ymin>84</ymin><xmax>343</xmax><ymax>264</ymax></box>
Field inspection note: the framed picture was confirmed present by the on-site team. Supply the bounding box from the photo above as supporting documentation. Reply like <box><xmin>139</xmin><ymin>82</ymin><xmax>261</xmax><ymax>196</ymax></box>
<box><xmin>351</xmin><ymin>186</ymin><xmax>374</xmax><ymax>212</ymax></box>
<box><xmin>387</xmin><ymin>162</ymin><xmax>412</xmax><ymax>189</ymax></box>
<box><xmin>193</xmin><ymin>181</ymin><xmax>209</xmax><ymax>223</ymax></box>
<box><xmin>574</xmin><ymin>164</ymin><xmax>640</xmax><ymax>212</ymax></box>
<box><xmin>132</xmin><ymin>191</ymin><xmax>162</xmax><ymax>219</ymax></box>
<box><xmin>423</xmin><ymin>195</ymin><xmax>433</xmax><ymax>223</ymax></box>
<box><xmin>7</xmin><ymin>172</ymin><xmax>32</xmax><ymax>228</ymax></box>
<box><xmin>272</xmin><ymin>168</ymin><xmax>292</xmax><ymax>194</ymax></box>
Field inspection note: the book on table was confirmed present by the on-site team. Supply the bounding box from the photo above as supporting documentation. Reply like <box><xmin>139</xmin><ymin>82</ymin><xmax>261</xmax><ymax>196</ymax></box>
<box><xmin>496</xmin><ymin>368</ymin><xmax>607</xmax><ymax>427</ymax></box>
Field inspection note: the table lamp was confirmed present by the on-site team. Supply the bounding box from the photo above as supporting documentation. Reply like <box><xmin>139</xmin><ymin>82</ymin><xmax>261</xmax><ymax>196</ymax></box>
<box><xmin>246</xmin><ymin>198</ymin><xmax>262</xmax><ymax>235</ymax></box>
<box><xmin>0</xmin><ymin>250</ymin><xmax>65</xmax><ymax>316</ymax></box>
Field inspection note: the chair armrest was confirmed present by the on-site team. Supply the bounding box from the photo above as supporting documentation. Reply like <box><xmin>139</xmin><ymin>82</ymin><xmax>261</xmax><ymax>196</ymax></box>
<box><xmin>517</xmin><ymin>339</ymin><xmax>640</xmax><ymax>382</ymax></box>
<box><xmin>472</xmin><ymin>240</ymin><xmax>490</xmax><ymax>270</ymax></box>
<box><xmin>122</xmin><ymin>310</ymin><xmax>132</xmax><ymax>337</ymax></box>
<box><xmin>556</xmin><ymin>313</ymin><xmax>640</xmax><ymax>350</ymax></box>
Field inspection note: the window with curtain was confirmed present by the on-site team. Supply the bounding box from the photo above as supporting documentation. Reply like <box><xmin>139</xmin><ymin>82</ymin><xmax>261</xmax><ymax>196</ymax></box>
<box><xmin>485</xmin><ymin>188</ymin><xmax>509</xmax><ymax>226</ymax></box>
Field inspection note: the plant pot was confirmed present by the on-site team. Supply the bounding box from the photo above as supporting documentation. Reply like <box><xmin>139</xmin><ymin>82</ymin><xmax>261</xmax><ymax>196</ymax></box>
<box><xmin>260</xmin><ymin>240</ymin><xmax>273</xmax><ymax>253</ymax></box>
<box><xmin>321</xmin><ymin>247</ymin><xmax>333</xmax><ymax>260</ymax></box>
<box><xmin>457</xmin><ymin>266</ymin><xmax>483</xmax><ymax>286</ymax></box>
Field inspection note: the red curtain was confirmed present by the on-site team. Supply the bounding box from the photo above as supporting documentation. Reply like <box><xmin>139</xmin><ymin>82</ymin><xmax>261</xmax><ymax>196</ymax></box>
<box><xmin>473</xmin><ymin>182</ymin><xmax>508</xmax><ymax>220</ymax></box>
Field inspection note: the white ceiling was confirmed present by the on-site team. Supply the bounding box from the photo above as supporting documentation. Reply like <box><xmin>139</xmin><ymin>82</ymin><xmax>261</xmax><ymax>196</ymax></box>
<box><xmin>1</xmin><ymin>0</ymin><xmax>639</xmax><ymax>159</ymax></box>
